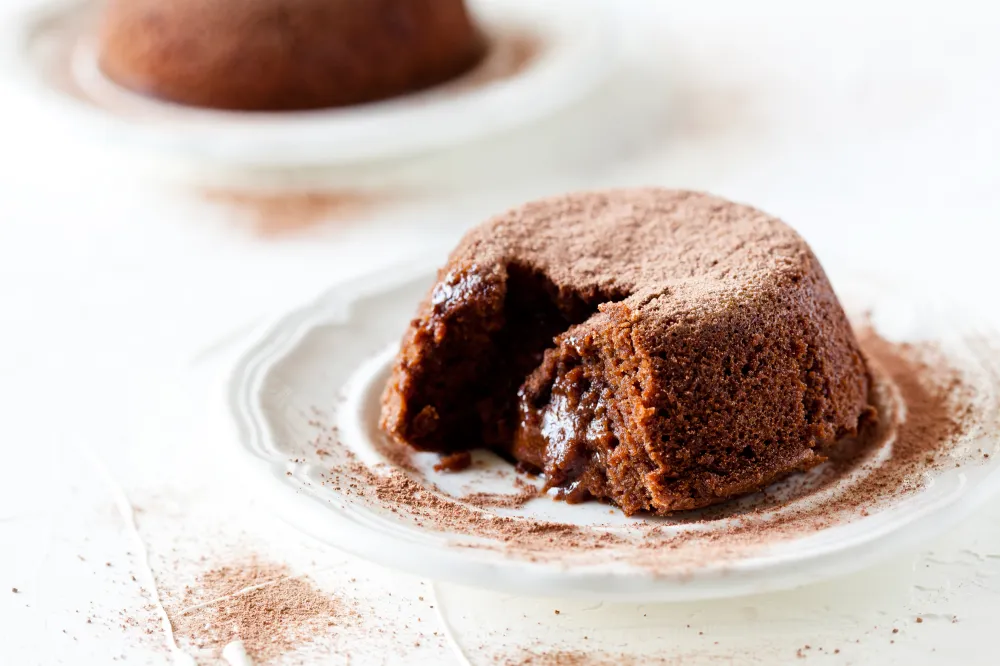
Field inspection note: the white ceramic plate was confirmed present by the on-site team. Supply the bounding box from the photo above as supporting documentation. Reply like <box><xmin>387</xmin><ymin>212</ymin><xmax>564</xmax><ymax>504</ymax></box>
<box><xmin>4</xmin><ymin>0</ymin><xmax>617</xmax><ymax>169</ymax></box>
<box><xmin>227</xmin><ymin>259</ymin><xmax>1000</xmax><ymax>601</ymax></box>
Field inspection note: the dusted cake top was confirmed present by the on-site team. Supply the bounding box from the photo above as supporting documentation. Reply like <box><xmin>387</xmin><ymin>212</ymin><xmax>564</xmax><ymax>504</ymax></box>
<box><xmin>447</xmin><ymin>188</ymin><xmax>815</xmax><ymax>318</ymax></box>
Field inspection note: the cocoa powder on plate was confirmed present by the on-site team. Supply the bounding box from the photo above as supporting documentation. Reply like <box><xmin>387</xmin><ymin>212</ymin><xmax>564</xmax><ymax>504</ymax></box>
<box><xmin>307</xmin><ymin>327</ymin><xmax>998</xmax><ymax>576</ymax></box>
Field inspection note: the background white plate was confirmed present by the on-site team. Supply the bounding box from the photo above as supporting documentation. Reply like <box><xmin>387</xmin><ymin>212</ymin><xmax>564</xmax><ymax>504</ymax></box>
<box><xmin>5</xmin><ymin>0</ymin><xmax>617</xmax><ymax>169</ymax></box>
<box><xmin>228</xmin><ymin>260</ymin><xmax>1000</xmax><ymax>602</ymax></box>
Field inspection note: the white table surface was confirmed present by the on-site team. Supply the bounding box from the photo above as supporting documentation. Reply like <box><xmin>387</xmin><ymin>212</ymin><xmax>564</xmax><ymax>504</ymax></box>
<box><xmin>2</xmin><ymin>1</ymin><xmax>1000</xmax><ymax>664</ymax></box>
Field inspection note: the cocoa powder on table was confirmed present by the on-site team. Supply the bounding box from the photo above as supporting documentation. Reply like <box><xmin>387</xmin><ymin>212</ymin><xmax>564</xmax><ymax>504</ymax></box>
<box><xmin>170</xmin><ymin>558</ymin><xmax>349</xmax><ymax>663</ymax></box>
<box><xmin>202</xmin><ymin>189</ymin><xmax>382</xmax><ymax>238</ymax></box>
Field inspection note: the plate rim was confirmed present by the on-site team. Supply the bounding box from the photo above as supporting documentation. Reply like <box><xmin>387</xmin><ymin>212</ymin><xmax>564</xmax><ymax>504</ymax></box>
<box><xmin>4</xmin><ymin>0</ymin><xmax>621</xmax><ymax>168</ymax></box>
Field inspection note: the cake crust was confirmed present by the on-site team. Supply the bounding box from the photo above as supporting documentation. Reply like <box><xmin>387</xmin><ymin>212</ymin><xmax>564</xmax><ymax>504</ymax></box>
<box><xmin>381</xmin><ymin>189</ymin><xmax>874</xmax><ymax>514</ymax></box>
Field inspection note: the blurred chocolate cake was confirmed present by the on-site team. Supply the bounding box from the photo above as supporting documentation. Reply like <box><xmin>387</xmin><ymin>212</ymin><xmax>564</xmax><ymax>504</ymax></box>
<box><xmin>97</xmin><ymin>0</ymin><xmax>485</xmax><ymax>111</ymax></box>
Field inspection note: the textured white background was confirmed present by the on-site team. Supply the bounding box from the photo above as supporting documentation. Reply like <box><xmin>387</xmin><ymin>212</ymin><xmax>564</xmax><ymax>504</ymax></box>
<box><xmin>1</xmin><ymin>1</ymin><xmax>999</xmax><ymax>664</ymax></box>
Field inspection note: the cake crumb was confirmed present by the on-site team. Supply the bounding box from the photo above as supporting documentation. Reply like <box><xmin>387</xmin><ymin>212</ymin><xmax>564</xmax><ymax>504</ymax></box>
<box><xmin>434</xmin><ymin>451</ymin><xmax>472</xmax><ymax>472</ymax></box>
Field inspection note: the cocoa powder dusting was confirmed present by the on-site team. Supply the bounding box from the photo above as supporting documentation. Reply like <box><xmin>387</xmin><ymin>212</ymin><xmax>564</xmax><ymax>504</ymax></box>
<box><xmin>497</xmin><ymin>651</ymin><xmax>697</xmax><ymax>666</ymax></box>
<box><xmin>171</xmin><ymin>558</ymin><xmax>346</xmax><ymax>663</ymax></box>
<box><xmin>460</xmin><ymin>476</ymin><xmax>541</xmax><ymax>510</ymax></box>
<box><xmin>818</xmin><ymin>328</ymin><xmax>971</xmax><ymax>510</ymax></box>
<box><xmin>498</xmin><ymin>651</ymin><xmax>647</xmax><ymax>666</ymax></box>
<box><xmin>202</xmin><ymin>188</ymin><xmax>382</xmax><ymax>237</ymax></box>
<box><xmin>307</xmin><ymin>326</ymin><xmax>998</xmax><ymax>576</ymax></box>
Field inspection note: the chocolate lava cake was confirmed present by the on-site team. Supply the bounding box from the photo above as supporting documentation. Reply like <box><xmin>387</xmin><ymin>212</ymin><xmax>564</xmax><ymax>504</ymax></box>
<box><xmin>381</xmin><ymin>189</ymin><xmax>874</xmax><ymax>515</ymax></box>
<box><xmin>97</xmin><ymin>0</ymin><xmax>485</xmax><ymax>111</ymax></box>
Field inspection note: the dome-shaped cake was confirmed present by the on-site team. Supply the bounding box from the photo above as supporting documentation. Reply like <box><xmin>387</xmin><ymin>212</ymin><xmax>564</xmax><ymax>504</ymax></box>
<box><xmin>97</xmin><ymin>0</ymin><xmax>485</xmax><ymax>111</ymax></box>
<box><xmin>381</xmin><ymin>189</ymin><xmax>875</xmax><ymax>515</ymax></box>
